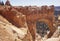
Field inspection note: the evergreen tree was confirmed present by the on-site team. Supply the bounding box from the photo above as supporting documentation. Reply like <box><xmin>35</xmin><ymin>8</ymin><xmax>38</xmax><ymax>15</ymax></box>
<box><xmin>5</xmin><ymin>0</ymin><xmax>11</xmax><ymax>6</ymax></box>
<box><xmin>0</xmin><ymin>1</ymin><xmax>4</xmax><ymax>5</ymax></box>
<box><xmin>1</xmin><ymin>1</ymin><xmax>4</xmax><ymax>5</ymax></box>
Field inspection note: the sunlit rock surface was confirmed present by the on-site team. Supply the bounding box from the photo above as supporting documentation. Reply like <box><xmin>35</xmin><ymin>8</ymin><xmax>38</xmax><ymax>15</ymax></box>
<box><xmin>0</xmin><ymin>14</ymin><xmax>33</xmax><ymax>41</ymax></box>
<box><xmin>0</xmin><ymin>5</ymin><xmax>60</xmax><ymax>41</ymax></box>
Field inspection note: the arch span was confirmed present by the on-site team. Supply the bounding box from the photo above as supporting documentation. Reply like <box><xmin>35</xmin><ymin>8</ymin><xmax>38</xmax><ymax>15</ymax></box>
<box><xmin>37</xmin><ymin>19</ymin><xmax>56</xmax><ymax>38</ymax></box>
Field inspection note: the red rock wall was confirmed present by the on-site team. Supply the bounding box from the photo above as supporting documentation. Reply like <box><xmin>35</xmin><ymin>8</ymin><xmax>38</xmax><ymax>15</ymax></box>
<box><xmin>14</xmin><ymin>5</ymin><xmax>56</xmax><ymax>41</ymax></box>
<box><xmin>0</xmin><ymin>5</ymin><xmax>56</xmax><ymax>41</ymax></box>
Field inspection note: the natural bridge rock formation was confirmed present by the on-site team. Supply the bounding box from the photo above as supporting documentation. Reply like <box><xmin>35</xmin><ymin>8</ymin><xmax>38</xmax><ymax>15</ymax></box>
<box><xmin>0</xmin><ymin>5</ymin><xmax>57</xmax><ymax>41</ymax></box>
<box><xmin>14</xmin><ymin>5</ymin><xmax>56</xmax><ymax>41</ymax></box>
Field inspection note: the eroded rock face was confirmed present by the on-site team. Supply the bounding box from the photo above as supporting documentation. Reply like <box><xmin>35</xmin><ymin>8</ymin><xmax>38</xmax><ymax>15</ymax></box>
<box><xmin>14</xmin><ymin>5</ymin><xmax>55</xmax><ymax>40</ymax></box>
<box><xmin>51</xmin><ymin>26</ymin><xmax>60</xmax><ymax>38</ymax></box>
<box><xmin>0</xmin><ymin>21</ymin><xmax>33</xmax><ymax>41</ymax></box>
<box><xmin>0</xmin><ymin>15</ymin><xmax>11</xmax><ymax>24</ymax></box>
<box><xmin>0</xmin><ymin>23</ymin><xmax>15</xmax><ymax>41</ymax></box>
<box><xmin>0</xmin><ymin>5</ymin><xmax>57</xmax><ymax>41</ymax></box>
<box><xmin>0</xmin><ymin>14</ymin><xmax>33</xmax><ymax>41</ymax></box>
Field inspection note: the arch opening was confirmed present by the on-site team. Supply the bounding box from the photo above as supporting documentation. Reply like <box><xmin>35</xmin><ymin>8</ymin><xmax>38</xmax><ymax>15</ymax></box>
<box><xmin>36</xmin><ymin>21</ymin><xmax>50</xmax><ymax>37</ymax></box>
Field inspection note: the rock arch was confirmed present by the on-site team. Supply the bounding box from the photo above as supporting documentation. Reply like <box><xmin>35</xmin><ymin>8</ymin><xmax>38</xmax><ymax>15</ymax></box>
<box><xmin>37</xmin><ymin>19</ymin><xmax>56</xmax><ymax>38</ymax></box>
<box><xmin>13</xmin><ymin>5</ymin><xmax>56</xmax><ymax>41</ymax></box>
<box><xmin>0</xmin><ymin>5</ymin><xmax>56</xmax><ymax>41</ymax></box>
